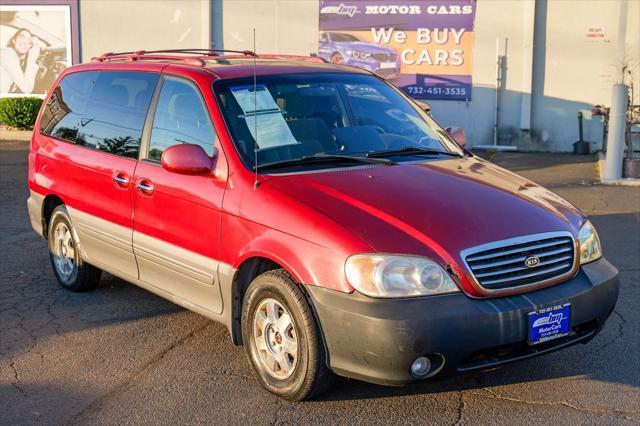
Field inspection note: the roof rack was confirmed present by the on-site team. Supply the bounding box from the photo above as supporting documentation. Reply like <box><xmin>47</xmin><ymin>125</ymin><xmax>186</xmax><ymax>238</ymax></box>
<box><xmin>92</xmin><ymin>49</ymin><xmax>257</xmax><ymax>66</ymax></box>
<box><xmin>91</xmin><ymin>49</ymin><xmax>327</xmax><ymax>66</ymax></box>
<box><xmin>111</xmin><ymin>49</ymin><xmax>257</xmax><ymax>57</ymax></box>
<box><xmin>92</xmin><ymin>52</ymin><xmax>206</xmax><ymax>66</ymax></box>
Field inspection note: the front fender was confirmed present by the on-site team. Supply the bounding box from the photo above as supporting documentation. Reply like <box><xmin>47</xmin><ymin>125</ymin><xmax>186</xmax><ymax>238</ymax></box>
<box><xmin>222</xmin><ymin>213</ymin><xmax>354</xmax><ymax>292</ymax></box>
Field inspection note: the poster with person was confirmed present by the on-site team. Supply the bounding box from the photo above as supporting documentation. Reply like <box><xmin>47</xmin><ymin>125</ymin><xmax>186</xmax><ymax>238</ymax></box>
<box><xmin>319</xmin><ymin>0</ymin><xmax>476</xmax><ymax>101</ymax></box>
<box><xmin>0</xmin><ymin>4</ymin><xmax>73</xmax><ymax>97</ymax></box>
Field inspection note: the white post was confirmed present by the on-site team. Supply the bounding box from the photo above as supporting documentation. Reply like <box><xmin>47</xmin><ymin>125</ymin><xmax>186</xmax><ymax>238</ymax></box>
<box><xmin>603</xmin><ymin>0</ymin><xmax>629</xmax><ymax>180</ymax></box>
<box><xmin>519</xmin><ymin>0</ymin><xmax>535</xmax><ymax>131</ymax></box>
<box><xmin>493</xmin><ymin>37</ymin><xmax>500</xmax><ymax>146</ymax></box>
<box><xmin>604</xmin><ymin>84</ymin><xmax>628</xmax><ymax>180</ymax></box>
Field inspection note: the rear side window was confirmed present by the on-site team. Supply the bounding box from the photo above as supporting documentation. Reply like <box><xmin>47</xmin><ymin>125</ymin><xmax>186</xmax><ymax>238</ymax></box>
<box><xmin>40</xmin><ymin>71</ymin><xmax>159</xmax><ymax>159</ymax></box>
<box><xmin>147</xmin><ymin>77</ymin><xmax>215</xmax><ymax>161</ymax></box>
<box><xmin>78</xmin><ymin>72</ymin><xmax>159</xmax><ymax>158</ymax></box>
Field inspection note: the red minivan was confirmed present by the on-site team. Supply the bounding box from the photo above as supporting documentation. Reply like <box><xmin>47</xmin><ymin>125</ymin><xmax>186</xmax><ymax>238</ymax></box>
<box><xmin>28</xmin><ymin>50</ymin><xmax>619</xmax><ymax>400</ymax></box>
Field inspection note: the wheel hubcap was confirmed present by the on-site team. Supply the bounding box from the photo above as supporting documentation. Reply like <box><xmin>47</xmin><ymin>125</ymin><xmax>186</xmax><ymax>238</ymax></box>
<box><xmin>253</xmin><ymin>298</ymin><xmax>298</xmax><ymax>379</ymax></box>
<box><xmin>52</xmin><ymin>222</ymin><xmax>76</xmax><ymax>280</ymax></box>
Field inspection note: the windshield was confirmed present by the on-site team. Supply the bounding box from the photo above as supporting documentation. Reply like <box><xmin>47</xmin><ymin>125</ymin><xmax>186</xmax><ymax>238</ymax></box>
<box><xmin>214</xmin><ymin>73</ymin><xmax>462</xmax><ymax>171</ymax></box>
<box><xmin>330</xmin><ymin>33</ymin><xmax>360</xmax><ymax>42</ymax></box>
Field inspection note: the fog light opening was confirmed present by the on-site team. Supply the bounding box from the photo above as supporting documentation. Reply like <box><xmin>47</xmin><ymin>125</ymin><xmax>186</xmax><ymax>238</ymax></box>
<box><xmin>410</xmin><ymin>354</ymin><xmax>445</xmax><ymax>379</ymax></box>
<box><xmin>411</xmin><ymin>357</ymin><xmax>431</xmax><ymax>377</ymax></box>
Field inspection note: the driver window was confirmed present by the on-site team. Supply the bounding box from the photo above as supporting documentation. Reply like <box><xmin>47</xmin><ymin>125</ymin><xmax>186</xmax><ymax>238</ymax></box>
<box><xmin>148</xmin><ymin>77</ymin><xmax>215</xmax><ymax>161</ymax></box>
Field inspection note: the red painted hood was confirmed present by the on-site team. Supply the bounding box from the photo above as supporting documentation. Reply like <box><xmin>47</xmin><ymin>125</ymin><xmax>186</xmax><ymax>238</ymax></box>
<box><xmin>267</xmin><ymin>157</ymin><xmax>584</xmax><ymax>289</ymax></box>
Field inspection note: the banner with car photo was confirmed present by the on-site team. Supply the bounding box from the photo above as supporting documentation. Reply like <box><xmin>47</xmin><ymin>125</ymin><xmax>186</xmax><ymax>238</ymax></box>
<box><xmin>319</xmin><ymin>0</ymin><xmax>476</xmax><ymax>100</ymax></box>
<box><xmin>1</xmin><ymin>4</ymin><xmax>73</xmax><ymax>97</ymax></box>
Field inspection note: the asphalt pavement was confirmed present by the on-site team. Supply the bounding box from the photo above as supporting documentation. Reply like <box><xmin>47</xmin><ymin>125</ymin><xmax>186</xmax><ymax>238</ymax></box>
<box><xmin>1</xmin><ymin>141</ymin><xmax>638</xmax><ymax>425</ymax></box>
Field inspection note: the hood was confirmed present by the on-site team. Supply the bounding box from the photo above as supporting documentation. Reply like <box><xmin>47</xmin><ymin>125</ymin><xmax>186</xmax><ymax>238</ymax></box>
<box><xmin>267</xmin><ymin>156</ymin><xmax>584</xmax><ymax>268</ymax></box>
<box><xmin>335</xmin><ymin>41</ymin><xmax>395</xmax><ymax>55</ymax></box>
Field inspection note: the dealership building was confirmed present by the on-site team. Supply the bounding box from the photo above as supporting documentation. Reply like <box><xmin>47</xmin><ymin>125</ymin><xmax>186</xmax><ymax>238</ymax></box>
<box><xmin>2</xmin><ymin>0</ymin><xmax>639</xmax><ymax>152</ymax></box>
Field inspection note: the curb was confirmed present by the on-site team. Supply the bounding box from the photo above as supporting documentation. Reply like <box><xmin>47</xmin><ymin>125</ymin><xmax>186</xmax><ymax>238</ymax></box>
<box><xmin>600</xmin><ymin>178</ymin><xmax>640</xmax><ymax>186</ymax></box>
<box><xmin>0</xmin><ymin>129</ymin><xmax>32</xmax><ymax>142</ymax></box>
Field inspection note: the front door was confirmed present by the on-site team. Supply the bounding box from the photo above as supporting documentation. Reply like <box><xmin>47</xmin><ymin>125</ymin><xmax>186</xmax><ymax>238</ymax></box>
<box><xmin>132</xmin><ymin>75</ymin><xmax>227</xmax><ymax>314</ymax></box>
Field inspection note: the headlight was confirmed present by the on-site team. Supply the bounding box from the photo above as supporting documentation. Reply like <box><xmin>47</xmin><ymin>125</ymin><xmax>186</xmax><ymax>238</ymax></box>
<box><xmin>578</xmin><ymin>220</ymin><xmax>602</xmax><ymax>264</ymax></box>
<box><xmin>345</xmin><ymin>254</ymin><xmax>460</xmax><ymax>298</ymax></box>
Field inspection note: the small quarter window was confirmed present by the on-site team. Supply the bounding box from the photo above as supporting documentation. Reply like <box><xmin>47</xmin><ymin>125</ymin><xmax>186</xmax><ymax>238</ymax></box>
<box><xmin>148</xmin><ymin>78</ymin><xmax>215</xmax><ymax>162</ymax></box>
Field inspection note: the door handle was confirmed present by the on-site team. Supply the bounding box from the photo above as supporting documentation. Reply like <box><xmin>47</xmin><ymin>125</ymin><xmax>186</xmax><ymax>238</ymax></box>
<box><xmin>112</xmin><ymin>172</ymin><xmax>130</xmax><ymax>188</ymax></box>
<box><xmin>136</xmin><ymin>179</ymin><xmax>154</xmax><ymax>195</ymax></box>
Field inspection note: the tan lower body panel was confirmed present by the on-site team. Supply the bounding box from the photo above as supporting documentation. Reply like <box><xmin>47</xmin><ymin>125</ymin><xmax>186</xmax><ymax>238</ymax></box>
<box><xmin>94</xmin><ymin>258</ymin><xmax>233</xmax><ymax>334</ymax></box>
<box><xmin>133</xmin><ymin>232</ymin><xmax>224</xmax><ymax>315</ymax></box>
<box><xmin>67</xmin><ymin>206</ymin><xmax>139</xmax><ymax>278</ymax></box>
<box><xmin>49</xmin><ymin>204</ymin><xmax>229</xmax><ymax>329</ymax></box>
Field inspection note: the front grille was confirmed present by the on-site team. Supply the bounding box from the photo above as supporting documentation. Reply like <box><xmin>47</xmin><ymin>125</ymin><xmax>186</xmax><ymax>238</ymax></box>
<box><xmin>372</xmin><ymin>53</ymin><xmax>397</xmax><ymax>62</ymax></box>
<box><xmin>462</xmin><ymin>233</ymin><xmax>576</xmax><ymax>290</ymax></box>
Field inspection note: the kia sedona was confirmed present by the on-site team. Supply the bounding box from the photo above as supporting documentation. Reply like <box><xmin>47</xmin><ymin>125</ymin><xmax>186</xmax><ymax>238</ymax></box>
<box><xmin>28</xmin><ymin>49</ymin><xmax>619</xmax><ymax>400</ymax></box>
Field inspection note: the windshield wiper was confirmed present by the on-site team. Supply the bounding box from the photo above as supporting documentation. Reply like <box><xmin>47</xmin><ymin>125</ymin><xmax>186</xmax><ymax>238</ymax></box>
<box><xmin>366</xmin><ymin>146</ymin><xmax>462</xmax><ymax>159</ymax></box>
<box><xmin>254</xmin><ymin>153</ymin><xmax>394</xmax><ymax>171</ymax></box>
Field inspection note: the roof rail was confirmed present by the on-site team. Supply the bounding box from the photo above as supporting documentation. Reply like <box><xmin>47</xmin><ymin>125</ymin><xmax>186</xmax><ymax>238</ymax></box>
<box><xmin>92</xmin><ymin>52</ymin><xmax>207</xmax><ymax>66</ymax></box>
<box><xmin>91</xmin><ymin>49</ymin><xmax>326</xmax><ymax>66</ymax></box>
<box><xmin>254</xmin><ymin>54</ymin><xmax>327</xmax><ymax>63</ymax></box>
<box><xmin>143</xmin><ymin>48</ymin><xmax>257</xmax><ymax>57</ymax></box>
<box><xmin>92</xmin><ymin>49</ymin><xmax>256</xmax><ymax>64</ymax></box>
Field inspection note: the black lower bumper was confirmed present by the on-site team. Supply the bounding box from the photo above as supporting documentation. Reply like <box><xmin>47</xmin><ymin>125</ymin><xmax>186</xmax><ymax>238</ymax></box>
<box><xmin>305</xmin><ymin>257</ymin><xmax>619</xmax><ymax>386</ymax></box>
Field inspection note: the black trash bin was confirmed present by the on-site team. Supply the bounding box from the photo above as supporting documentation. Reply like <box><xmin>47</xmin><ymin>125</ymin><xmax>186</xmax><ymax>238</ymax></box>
<box><xmin>573</xmin><ymin>112</ymin><xmax>590</xmax><ymax>154</ymax></box>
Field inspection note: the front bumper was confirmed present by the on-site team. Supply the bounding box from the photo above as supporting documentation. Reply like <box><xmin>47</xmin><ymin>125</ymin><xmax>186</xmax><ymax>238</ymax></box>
<box><xmin>306</xmin><ymin>257</ymin><xmax>619</xmax><ymax>386</ymax></box>
<box><xmin>27</xmin><ymin>190</ymin><xmax>45</xmax><ymax>238</ymax></box>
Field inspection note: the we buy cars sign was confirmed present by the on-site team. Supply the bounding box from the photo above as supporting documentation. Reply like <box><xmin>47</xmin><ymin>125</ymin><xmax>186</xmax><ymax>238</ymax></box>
<box><xmin>318</xmin><ymin>0</ymin><xmax>476</xmax><ymax>100</ymax></box>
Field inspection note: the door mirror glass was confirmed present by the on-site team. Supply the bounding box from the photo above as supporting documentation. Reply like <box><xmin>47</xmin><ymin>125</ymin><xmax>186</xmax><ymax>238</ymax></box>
<box><xmin>161</xmin><ymin>144</ymin><xmax>214</xmax><ymax>175</ymax></box>
<box><xmin>446</xmin><ymin>126</ymin><xmax>467</xmax><ymax>148</ymax></box>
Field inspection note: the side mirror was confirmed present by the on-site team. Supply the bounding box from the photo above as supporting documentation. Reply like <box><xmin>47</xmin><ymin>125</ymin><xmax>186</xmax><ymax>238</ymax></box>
<box><xmin>445</xmin><ymin>126</ymin><xmax>467</xmax><ymax>148</ymax></box>
<box><xmin>414</xmin><ymin>100</ymin><xmax>431</xmax><ymax>114</ymax></box>
<box><xmin>161</xmin><ymin>144</ymin><xmax>214</xmax><ymax>175</ymax></box>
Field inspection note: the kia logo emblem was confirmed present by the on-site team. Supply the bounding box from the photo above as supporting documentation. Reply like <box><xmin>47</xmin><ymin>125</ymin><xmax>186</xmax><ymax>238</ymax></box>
<box><xmin>524</xmin><ymin>256</ymin><xmax>541</xmax><ymax>268</ymax></box>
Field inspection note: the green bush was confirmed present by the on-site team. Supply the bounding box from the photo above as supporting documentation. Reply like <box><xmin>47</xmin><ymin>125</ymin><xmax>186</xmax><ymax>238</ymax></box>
<box><xmin>0</xmin><ymin>97</ymin><xmax>43</xmax><ymax>130</ymax></box>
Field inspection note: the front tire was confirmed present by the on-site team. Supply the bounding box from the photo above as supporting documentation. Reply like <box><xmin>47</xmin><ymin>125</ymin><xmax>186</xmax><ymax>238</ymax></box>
<box><xmin>48</xmin><ymin>205</ymin><xmax>102</xmax><ymax>292</ymax></box>
<box><xmin>330</xmin><ymin>52</ymin><xmax>344</xmax><ymax>65</ymax></box>
<box><xmin>242</xmin><ymin>270</ymin><xmax>334</xmax><ymax>400</ymax></box>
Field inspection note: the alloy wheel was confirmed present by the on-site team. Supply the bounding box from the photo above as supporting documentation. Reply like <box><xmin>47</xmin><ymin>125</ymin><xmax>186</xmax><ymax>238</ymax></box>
<box><xmin>52</xmin><ymin>221</ymin><xmax>77</xmax><ymax>281</ymax></box>
<box><xmin>252</xmin><ymin>298</ymin><xmax>298</xmax><ymax>379</ymax></box>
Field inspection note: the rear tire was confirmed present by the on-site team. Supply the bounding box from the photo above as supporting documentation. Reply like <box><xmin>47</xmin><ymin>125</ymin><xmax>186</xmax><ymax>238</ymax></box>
<box><xmin>242</xmin><ymin>269</ymin><xmax>334</xmax><ymax>400</ymax></box>
<box><xmin>48</xmin><ymin>205</ymin><xmax>102</xmax><ymax>292</ymax></box>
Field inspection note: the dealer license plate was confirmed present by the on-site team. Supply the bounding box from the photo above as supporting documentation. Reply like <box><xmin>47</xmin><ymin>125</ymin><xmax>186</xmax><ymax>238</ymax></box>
<box><xmin>379</xmin><ymin>62</ymin><xmax>396</xmax><ymax>69</ymax></box>
<box><xmin>528</xmin><ymin>303</ymin><xmax>571</xmax><ymax>345</ymax></box>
